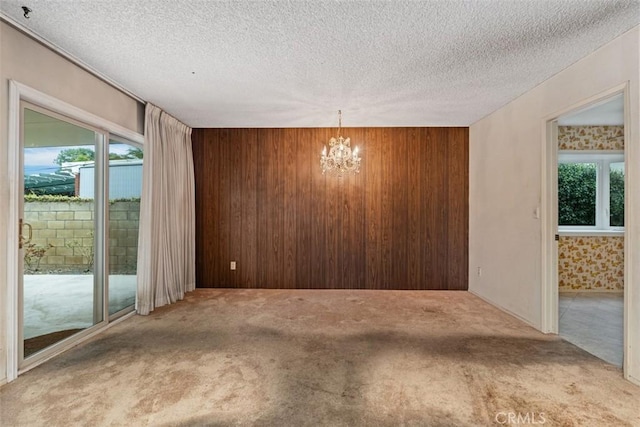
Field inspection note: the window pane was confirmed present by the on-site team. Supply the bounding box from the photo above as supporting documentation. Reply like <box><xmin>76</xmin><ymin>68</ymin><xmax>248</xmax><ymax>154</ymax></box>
<box><xmin>558</xmin><ymin>163</ymin><xmax>596</xmax><ymax>226</ymax></box>
<box><xmin>610</xmin><ymin>162</ymin><xmax>624</xmax><ymax>227</ymax></box>
<box><xmin>108</xmin><ymin>140</ymin><xmax>142</xmax><ymax>316</ymax></box>
<box><xmin>23</xmin><ymin>107</ymin><xmax>102</xmax><ymax>358</ymax></box>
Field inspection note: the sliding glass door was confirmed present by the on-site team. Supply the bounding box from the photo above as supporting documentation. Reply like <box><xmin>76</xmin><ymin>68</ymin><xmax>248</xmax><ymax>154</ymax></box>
<box><xmin>21</xmin><ymin>105</ymin><xmax>105</xmax><ymax>360</ymax></box>
<box><xmin>20</xmin><ymin>103</ymin><xmax>140</xmax><ymax>365</ymax></box>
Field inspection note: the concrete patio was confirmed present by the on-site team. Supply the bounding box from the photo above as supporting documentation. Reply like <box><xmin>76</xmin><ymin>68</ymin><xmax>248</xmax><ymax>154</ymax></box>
<box><xmin>23</xmin><ymin>274</ymin><xmax>136</xmax><ymax>339</ymax></box>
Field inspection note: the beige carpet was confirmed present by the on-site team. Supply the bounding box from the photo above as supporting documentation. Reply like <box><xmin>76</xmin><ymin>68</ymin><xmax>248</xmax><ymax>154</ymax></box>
<box><xmin>1</xmin><ymin>289</ymin><xmax>638</xmax><ymax>426</ymax></box>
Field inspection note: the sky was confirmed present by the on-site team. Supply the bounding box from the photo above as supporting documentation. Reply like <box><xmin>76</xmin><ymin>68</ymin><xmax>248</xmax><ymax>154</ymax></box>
<box><xmin>24</xmin><ymin>144</ymin><xmax>132</xmax><ymax>175</ymax></box>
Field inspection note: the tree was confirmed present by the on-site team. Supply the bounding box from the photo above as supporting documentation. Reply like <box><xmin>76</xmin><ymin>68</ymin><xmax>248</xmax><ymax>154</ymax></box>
<box><xmin>54</xmin><ymin>148</ymin><xmax>95</xmax><ymax>165</ymax></box>
<box><xmin>127</xmin><ymin>147</ymin><xmax>143</xmax><ymax>159</ymax></box>
<box><xmin>109</xmin><ymin>152</ymin><xmax>129</xmax><ymax>161</ymax></box>
<box><xmin>54</xmin><ymin>147</ymin><xmax>142</xmax><ymax>165</ymax></box>
<box><xmin>109</xmin><ymin>148</ymin><xmax>142</xmax><ymax>161</ymax></box>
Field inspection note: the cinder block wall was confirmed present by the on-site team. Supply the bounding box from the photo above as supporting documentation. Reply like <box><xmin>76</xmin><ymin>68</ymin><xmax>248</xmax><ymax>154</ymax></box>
<box><xmin>24</xmin><ymin>200</ymin><xmax>139</xmax><ymax>274</ymax></box>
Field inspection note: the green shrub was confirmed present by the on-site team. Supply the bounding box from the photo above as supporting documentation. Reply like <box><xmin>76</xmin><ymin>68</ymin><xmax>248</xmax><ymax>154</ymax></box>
<box><xmin>610</xmin><ymin>169</ymin><xmax>624</xmax><ymax>226</ymax></box>
<box><xmin>558</xmin><ymin>163</ymin><xmax>596</xmax><ymax>226</ymax></box>
<box><xmin>558</xmin><ymin>164</ymin><xmax>624</xmax><ymax>226</ymax></box>
<box><xmin>24</xmin><ymin>194</ymin><xmax>141</xmax><ymax>204</ymax></box>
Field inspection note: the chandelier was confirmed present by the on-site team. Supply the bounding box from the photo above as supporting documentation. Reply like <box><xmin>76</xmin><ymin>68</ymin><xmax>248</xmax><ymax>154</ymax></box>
<box><xmin>320</xmin><ymin>110</ymin><xmax>361</xmax><ymax>176</ymax></box>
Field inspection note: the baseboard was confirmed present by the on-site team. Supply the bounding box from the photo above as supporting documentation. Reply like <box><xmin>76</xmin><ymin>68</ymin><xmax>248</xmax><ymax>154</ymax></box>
<box><xmin>0</xmin><ymin>376</ymin><xmax>7</xmax><ymax>387</ymax></box>
<box><xmin>627</xmin><ymin>373</ymin><xmax>640</xmax><ymax>387</ymax></box>
<box><xmin>468</xmin><ymin>289</ymin><xmax>540</xmax><ymax>331</ymax></box>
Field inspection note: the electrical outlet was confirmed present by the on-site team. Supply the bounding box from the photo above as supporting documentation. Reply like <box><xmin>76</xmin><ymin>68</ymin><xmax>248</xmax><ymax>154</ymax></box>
<box><xmin>477</xmin><ymin>267</ymin><xmax>482</xmax><ymax>277</ymax></box>
<box><xmin>230</xmin><ymin>261</ymin><xmax>236</xmax><ymax>270</ymax></box>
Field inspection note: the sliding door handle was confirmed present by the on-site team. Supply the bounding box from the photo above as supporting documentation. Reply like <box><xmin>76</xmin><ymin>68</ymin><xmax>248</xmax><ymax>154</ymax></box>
<box><xmin>19</xmin><ymin>219</ymin><xmax>32</xmax><ymax>249</ymax></box>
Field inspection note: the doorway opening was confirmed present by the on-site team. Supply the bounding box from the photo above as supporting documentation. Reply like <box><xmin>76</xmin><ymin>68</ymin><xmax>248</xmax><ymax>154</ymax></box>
<box><xmin>542</xmin><ymin>87</ymin><xmax>628</xmax><ymax>371</ymax></box>
<box><xmin>555</xmin><ymin>94</ymin><xmax>625</xmax><ymax>366</ymax></box>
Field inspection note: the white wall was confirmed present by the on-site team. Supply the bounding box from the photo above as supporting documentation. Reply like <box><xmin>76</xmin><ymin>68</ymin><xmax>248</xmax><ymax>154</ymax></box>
<box><xmin>0</xmin><ymin>21</ymin><xmax>143</xmax><ymax>384</ymax></box>
<box><xmin>469</xmin><ymin>26</ymin><xmax>639</xmax><ymax>384</ymax></box>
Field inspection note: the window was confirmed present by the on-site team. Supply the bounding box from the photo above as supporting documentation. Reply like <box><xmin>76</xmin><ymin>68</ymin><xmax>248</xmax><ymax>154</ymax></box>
<box><xmin>558</xmin><ymin>152</ymin><xmax>624</xmax><ymax>231</ymax></box>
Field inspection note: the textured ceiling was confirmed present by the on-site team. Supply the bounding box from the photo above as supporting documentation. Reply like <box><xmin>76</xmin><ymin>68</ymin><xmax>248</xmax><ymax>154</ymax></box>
<box><xmin>1</xmin><ymin>1</ymin><xmax>638</xmax><ymax>127</ymax></box>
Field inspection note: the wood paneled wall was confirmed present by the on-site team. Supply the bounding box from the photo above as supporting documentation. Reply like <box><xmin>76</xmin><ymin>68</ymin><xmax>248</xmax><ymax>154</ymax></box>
<box><xmin>192</xmin><ymin>127</ymin><xmax>468</xmax><ymax>290</ymax></box>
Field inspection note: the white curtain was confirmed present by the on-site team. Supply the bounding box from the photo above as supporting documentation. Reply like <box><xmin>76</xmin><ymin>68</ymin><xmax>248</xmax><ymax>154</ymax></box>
<box><xmin>136</xmin><ymin>103</ymin><xmax>195</xmax><ymax>315</ymax></box>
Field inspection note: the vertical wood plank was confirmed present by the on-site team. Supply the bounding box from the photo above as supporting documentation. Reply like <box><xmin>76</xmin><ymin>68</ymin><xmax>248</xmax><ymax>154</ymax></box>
<box><xmin>391</xmin><ymin>128</ymin><xmax>408</xmax><ymax>289</ymax></box>
<box><xmin>256</xmin><ymin>129</ymin><xmax>268</xmax><ymax>287</ymax></box>
<box><xmin>191</xmin><ymin>129</ymin><xmax>204</xmax><ymax>286</ymax></box>
<box><xmin>283</xmin><ymin>129</ymin><xmax>297</xmax><ymax>288</ymax></box>
<box><xmin>422</xmin><ymin>128</ymin><xmax>441</xmax><ymax>288</ymax></box>
<box><xmin>430</xmin><ymin>128</ymin><xmax>449</xmax><ymax>289</ymax></box>
<box><xmin>202</xmin><ymin>129</ymin><xmax>221</xmax><ymax>288</ymax></box>
<box><xmin>365</xmin><ymin>127</ymin><xmax>382</xmax><ymax>289</ymax></box>
<box><xmin>407</xmin><ymin>128</ymin><xmax>422</xmax><ymax>289</ymax></box>
<box><xmin>345</xmin><ymin>127</ymin><xmax>366</xmax><ymax>289</ymax></box>
<box><xmin>295</xmin><ymin>128</ymin><xmax>312</xmax><ymax>288</ymax></box>
<box><xmin>379</xmin><ymin>128</ymin><xmax>393</xmax><ymax>289</ymax></box>
<box><xmin>324</xmin><ymin>128</ymin><xmax>343</xmax><ymax>289</ymax></box>
<box><xmin>447</xmin><ymin>128</ymin><xmax>469</xmax><ymax>290</ymax></box>
<box><xmin>310</xmin><ymin>128</ymin><xmax>326</xmax><ymax>288</ymax></box>
<box><xmin>265</xmin><ymin>129</ymin><xmax>284</xmax><ymax>288</ymax></box>
<box><xmin>228</xmin><ymin>129</ymin><xmax>242</xmax><ymax>288</ymax></box>
<box><xmin>241</xmin><ymin>128</ymin><xmax>258</xmax><ymax>288</ymax></box>
<box><xmin>217</xmin><ymin>129</ymin><xmax>231</xmax><ymax>287</ymax></box>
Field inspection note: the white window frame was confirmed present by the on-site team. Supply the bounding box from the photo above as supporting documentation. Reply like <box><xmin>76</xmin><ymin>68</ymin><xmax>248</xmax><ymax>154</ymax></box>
<box><xmin>558</xmin><ymin>150</ymin><xmax>624</xmax><ymax>234</ymax></box>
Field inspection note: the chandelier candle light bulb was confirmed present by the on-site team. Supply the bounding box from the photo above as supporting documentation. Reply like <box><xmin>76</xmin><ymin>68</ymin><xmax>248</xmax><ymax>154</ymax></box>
<box><xmin>320</xmin><ymin>110</ymin><xmax>361</xmax><ymax>176</ymax></box>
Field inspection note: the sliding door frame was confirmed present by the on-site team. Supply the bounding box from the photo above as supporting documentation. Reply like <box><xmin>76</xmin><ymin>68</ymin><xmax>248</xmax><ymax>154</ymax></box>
<box><xmin>6</xmin><ymin>81</ymin><xmax>143</xmax><ymax>382</ymax></box>
<box><xmin>19</xmin><ymin>101</ymin><xmax>109</xmax><ymax>370</ymax></box>
<box><xmin>107</xmin><ymin>135</ymin><xmax>144</xmax><ymax>321</ymax></box>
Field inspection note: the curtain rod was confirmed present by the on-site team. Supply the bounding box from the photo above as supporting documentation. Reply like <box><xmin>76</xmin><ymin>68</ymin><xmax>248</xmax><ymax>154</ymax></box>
<box><xmin>0</xmin><ymin>12</ymin><xmax>146</xmax><ymax>105</ymax></box>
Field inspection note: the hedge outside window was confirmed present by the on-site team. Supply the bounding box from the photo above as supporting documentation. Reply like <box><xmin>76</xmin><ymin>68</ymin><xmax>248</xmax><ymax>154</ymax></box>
<box><xmin>558</xmin><ymin>152</ymin><xmax>624</xmax><ymax>230</ymax></box>
<box><xmin>609</xmin><ymin>162</ymin><xmax>624</xmax><ymax>227</ymax></box>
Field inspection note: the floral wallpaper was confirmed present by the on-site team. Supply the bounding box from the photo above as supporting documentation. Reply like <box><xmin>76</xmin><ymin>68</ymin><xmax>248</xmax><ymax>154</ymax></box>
<box><xmin>558</xmin><ymin>125</ymin><xmax>624</xmax><ymax>150</ymax></box>
<box><xmin>558</xmin><ymin>236</ymin><xmax>624</xmax><ymax>291</ymax></box>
